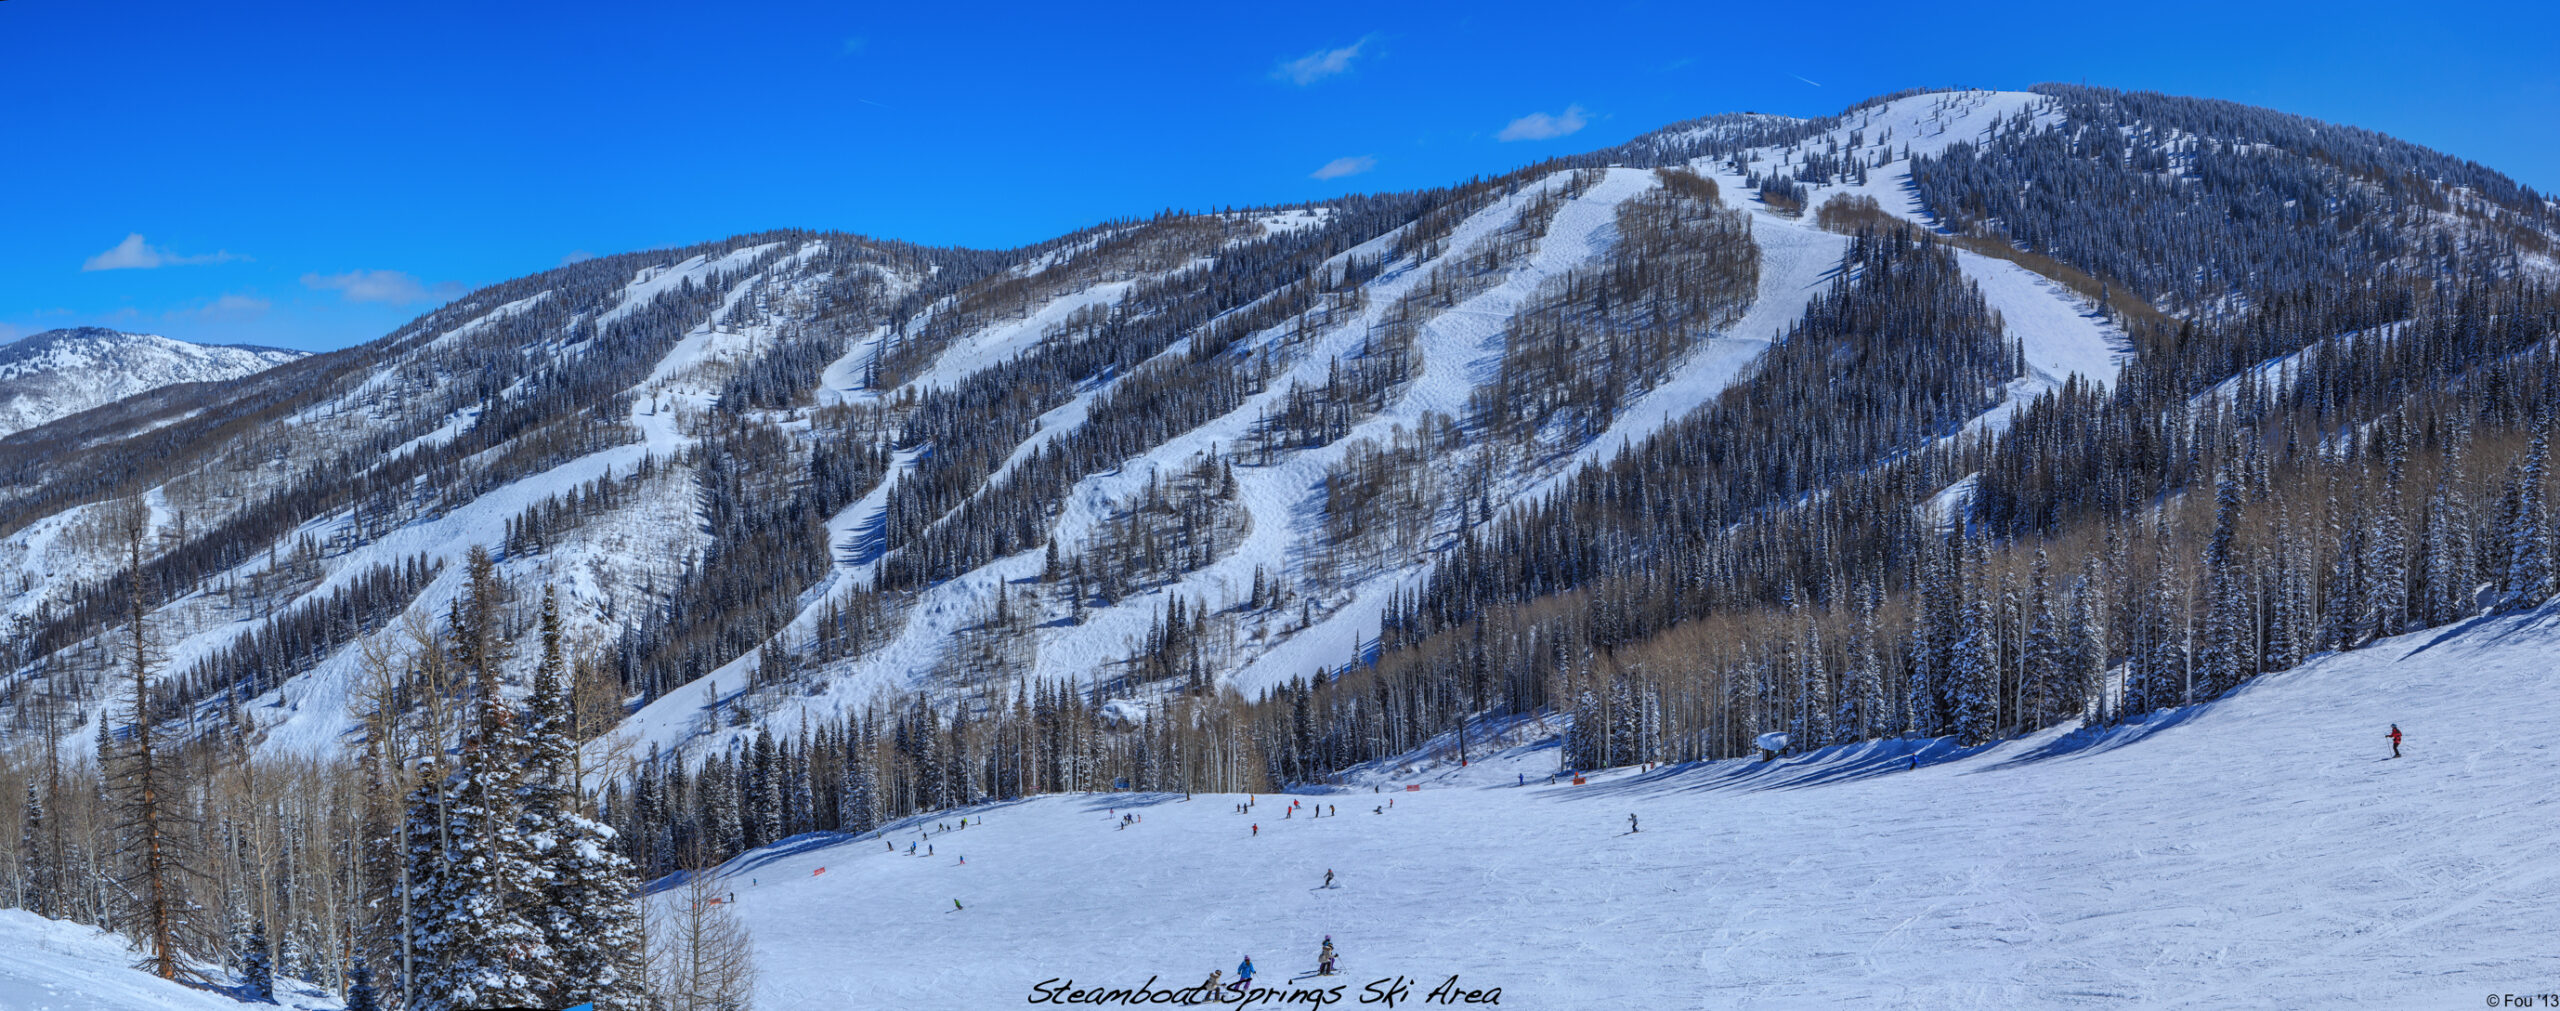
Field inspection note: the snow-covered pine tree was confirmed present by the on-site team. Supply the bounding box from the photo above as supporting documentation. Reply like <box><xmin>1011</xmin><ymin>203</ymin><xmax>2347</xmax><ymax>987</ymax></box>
<box><xmin>747</xmin><ymin>728</ymin><xmax>778</xmax><ymax>850</ymax></box>
<box><xmin>2501</xmin><ymin>429</ymin><xmax>2552</xmax><ymax>608</ymax></box>
<box><xmin>1949</xmin><ymin>554</ymin><xmax>1999</xmax><ymax>746</ymax></box>
<box><xmin>2318</xmin><ymin>493</ymin><xmax>2364</xmax><ymax>651</ymax></box>
<box><xmin>2023</xmin><ymin>549</ymin><xmax>2069</xmax><ymax>729</ymax></box>
<box><xmin>241</xmin><ymin>918</ymin><xmax>274</xmax><ymax>1002</ymax></box>
<box><xmin>2365</xmin><ymin>447</ymin><xmax>2411</xmax><ymax>642</ymax></box>
<box><xmin>519</xmin><ymin>608</ymin><xmax>649</xmax><ymax>1011</ymax></box>
<box><xmin>2199</xmin><ymin>471</ymin><xmax>2250</xmax><ymax>697</ymax></box>
<box><xmin>2068</xmin><ymin>557</ymin><xmax>2108</xmax><ymax>724</ymax></box>
<box><xmin>406</xmin><ymin>568</ymin><xmax>553</xmax><ymax>1011</ymax></box>
<box><xmin>345</xmin><ymin>957</ymin><xmax>381</xmax><ymax>1011</ymax></box>
<box><xmin>18</xmin><ymin>782</ymin><xmax>46</xmax><ymax>918</ymax></box>
<box><xmin>1795</xmin><ymin>618</ymin><xmax>1830</xmax><ymax>752</ymax></box>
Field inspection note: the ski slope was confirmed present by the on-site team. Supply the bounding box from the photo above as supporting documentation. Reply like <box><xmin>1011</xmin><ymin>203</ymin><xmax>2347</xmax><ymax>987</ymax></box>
<box><xmin>686</xmin><ymin>602</ymin><xmax>2560</xmax><ymax>1009</ymax></box>
<box><xmin>0</xmin><ymin>910</ymin><xmax>345</xmax><ymax>1011</ymax></box>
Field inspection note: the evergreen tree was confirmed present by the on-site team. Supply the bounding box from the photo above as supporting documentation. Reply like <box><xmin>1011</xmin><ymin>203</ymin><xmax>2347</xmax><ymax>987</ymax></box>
<box><xmin>346</xmin><ymin>958</ymin><xmax>382</xmax><ymax>1011</ymax></box>
<box><xmin>2501</xmin><ymin>430</ymin><xmax>2552</xmax><ymax>608</ymax></box>
<box><xmin>18</xmin><ymin>783</ymin><xmax>47</xmax><ymax>918</ymax></box>
<box><xmin>241</xmin><ymin>919</ymin><xmax>274</xmax><ymax>1002</ymax></box>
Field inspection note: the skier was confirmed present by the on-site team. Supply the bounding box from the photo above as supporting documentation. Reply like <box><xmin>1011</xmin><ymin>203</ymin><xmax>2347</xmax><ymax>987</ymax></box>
<box><xmin>1628</xmin><ymin>813</ymin><xmax>1639</xmax><ymax>834</ymax></box>
<box><xmin>1252</xmin><ymin>824</ymin><xmax>1259</xmax><ymax>837</ymax></box>
<box><xmin>953</xmin><ymin>898</ymin><xmax>964</xmax><ymax>912</ymax></box>
<box><xmin>1318</xmin><ymin>936</ymin><xmax>1337</xmax><ymax>976</ymax></box>
<box><xmin>2388</xmin><ymin>723</ymin><xmax>2403</xmax><ymax>759</ymax></box>
<box><xmin>1203</xmin><ymin>969</ymin><xmax>1222</xmax><ymax>994</ymax></box>
<box><xmin>1236</xmin><ymin>956</ymin><xmax>1256</xmax><ymax>990</ymax></box>
<box><xmin>1323</xmin><ymin>868</ymin><xmax>1335</xmax><ymax>889</ymax></box>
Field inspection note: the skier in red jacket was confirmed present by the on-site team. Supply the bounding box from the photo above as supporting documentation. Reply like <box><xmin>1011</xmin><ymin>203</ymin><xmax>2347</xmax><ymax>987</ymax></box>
<box><xmin>2387</xmin><ymin>724</ymin><xmax>2402</xmax><ymax>759</ymax></box>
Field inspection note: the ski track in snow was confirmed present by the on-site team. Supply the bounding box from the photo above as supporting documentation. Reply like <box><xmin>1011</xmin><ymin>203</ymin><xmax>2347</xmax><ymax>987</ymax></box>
<box><xmin>686</xmin><ymin>605</ymin><xmax>2560</xmax><ymax>1010</ymax></box>
<box><xmin>1075</xmin><ymin>167</ymin><xmax>1661</xmax><ymax>695</ymax></box>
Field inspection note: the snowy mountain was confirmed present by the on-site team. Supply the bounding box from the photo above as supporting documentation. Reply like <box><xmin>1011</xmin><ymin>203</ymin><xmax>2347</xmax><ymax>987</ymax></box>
<box><xmin>0</xmin><ymin>327</ymin><xmax>303</xmax><ymax>438</ymax></box>
<box><xmin>0</xmin><ymin>83</ymin><xmax>2555</xmax><ymax>1008</ymax></box>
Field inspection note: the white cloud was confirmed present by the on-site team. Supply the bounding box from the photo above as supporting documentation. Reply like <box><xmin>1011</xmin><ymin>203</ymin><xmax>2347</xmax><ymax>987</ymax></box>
<box><xmin>302</xmin><ymin>269</ymin><xmax>461</xmax><ymax>305</ymax></box>
<box><xmin>1310</xmin><ymin>156</ymin><xmax>1378</xmax><ymax>180</ymax></box>
<box><xmin>192</xmin><ymin>293</ymin><xmax>272</xmax><ymax>321</ymax></box>
<box><xmin>559</xmin><ymin>250</ymin><xmax>597</xmax><ymax>267</ymax></box>
<box><xmin>1275</xmin><ymin>37</ymin><xmax>1371</xmax><ymax>86</ymax></box>
<box><xmin>81</xmin><ymin>233</ymin><xmax>244</xmax><ymax>271</ymax></box>
<box><xmin>1498</xmin><ymin>105</ymin><xmax>1589</xmax><ymax>142</ymax></box>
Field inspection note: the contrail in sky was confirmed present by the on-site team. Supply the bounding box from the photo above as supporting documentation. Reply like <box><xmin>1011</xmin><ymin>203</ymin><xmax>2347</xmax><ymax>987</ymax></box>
<box><xmin>1790</xmin><ymin>73</ymin><xmax>1823</xmax><ymax>87</ymax></box>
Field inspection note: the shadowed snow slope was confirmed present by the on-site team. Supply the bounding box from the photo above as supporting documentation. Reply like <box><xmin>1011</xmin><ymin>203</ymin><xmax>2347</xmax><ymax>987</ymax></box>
<box><xmin>0</xmin><ymin>909</ymin><xmax>345</xmax><ymax>1011</ymax></box>
<box><xmin>686</xmin><ymin>603</ymin><xmax>2558</xmax><ymax>1009</ymax></box>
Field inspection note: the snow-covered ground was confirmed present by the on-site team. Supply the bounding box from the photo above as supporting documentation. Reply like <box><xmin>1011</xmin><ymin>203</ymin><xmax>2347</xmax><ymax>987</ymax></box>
<box><xmin>0</xmin><ymin>910</ymin><xmax>344</xmax><ymax>1011</ymax></box>
<box><xmin>690</xmin><ymin>602</ymin><xmax>2560</xmax><ymax>1009</ymax></box>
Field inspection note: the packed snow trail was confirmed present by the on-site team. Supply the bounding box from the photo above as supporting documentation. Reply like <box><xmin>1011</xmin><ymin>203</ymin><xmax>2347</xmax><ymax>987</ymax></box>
<box><xmin>680</xmin><ymin>603</ymin><xmax>2560</xmax><ymax>1009</ymax></box>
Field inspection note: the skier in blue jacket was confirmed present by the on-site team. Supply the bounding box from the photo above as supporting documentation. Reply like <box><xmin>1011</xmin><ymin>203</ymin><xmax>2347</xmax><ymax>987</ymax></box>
<box><xmin>1236</xmin><ymin>955</ymin><xmax>1256</xmax><ymax>989</ymax></box>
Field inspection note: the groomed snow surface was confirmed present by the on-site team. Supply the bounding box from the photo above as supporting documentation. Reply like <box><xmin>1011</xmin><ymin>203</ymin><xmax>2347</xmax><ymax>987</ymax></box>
<box><xmin>688</xmin><ymin>602</ymin><xmax>2558</xmax><ymax>1009</ymax></box>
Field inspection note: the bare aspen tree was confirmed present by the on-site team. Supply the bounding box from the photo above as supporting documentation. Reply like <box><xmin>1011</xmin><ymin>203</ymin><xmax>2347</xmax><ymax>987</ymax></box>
<box><xmin>654</xmin><ymin>869</ymin><xmax>756</xmax><ymax>1010</ymax></box>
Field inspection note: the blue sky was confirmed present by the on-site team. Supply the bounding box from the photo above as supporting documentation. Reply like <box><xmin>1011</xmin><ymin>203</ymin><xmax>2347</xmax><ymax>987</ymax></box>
<box><xmin>5</xmin><ymin>0</ymin><xmax>2554</xmax><ymax>351</ymax></box>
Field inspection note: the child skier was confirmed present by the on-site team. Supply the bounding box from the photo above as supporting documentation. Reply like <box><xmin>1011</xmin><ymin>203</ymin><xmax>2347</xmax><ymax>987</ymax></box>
<box><xmin>1317</xmin><ymin>936</ymin><xmax>1337</xmax><ymax>976</ymax></box>
<box><xmin>1236</xmin><ymin>956</ymin><xmax>1256</xmax><ymax>990</ymax></box>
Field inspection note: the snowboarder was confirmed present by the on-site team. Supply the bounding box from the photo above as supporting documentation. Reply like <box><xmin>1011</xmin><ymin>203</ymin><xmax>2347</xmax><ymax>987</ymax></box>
<box><xmin>1318</xmin><ymin>936</ymin><xmax>1337</xmax><ymax>976</ymax></box>
<box><xmin>1628</xmin><ymin>813</ymin><xmax>1639</xmax><ymax>834</ymax></box>
<box><xmin>2388</xmin><ymin>724</ymin><xmax>2403</xmax><ymax>758</ymax></box>
<box><xmin>1323</xmin><ymin>868</ymin><xmax>1335</xmax><ymax>889</ymax></box>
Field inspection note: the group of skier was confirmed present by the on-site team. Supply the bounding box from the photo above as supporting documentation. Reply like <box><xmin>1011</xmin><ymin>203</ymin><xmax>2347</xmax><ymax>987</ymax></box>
<box><xmin>1209</xmin><ymin>936</ymin><xmax>1340</xmax><ymax>996</ymax></box>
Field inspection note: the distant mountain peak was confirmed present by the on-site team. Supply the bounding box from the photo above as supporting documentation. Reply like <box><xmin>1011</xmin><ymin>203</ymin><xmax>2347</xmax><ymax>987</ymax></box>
<box><xmin>0</xmin><ymin>327</ymin><xmax>306</xmax><ymax>437</ymax></box>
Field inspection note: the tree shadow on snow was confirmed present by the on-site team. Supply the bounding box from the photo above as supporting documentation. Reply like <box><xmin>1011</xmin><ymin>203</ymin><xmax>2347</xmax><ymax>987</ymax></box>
<box><xmin>1553</xmin><ymin>737</ymin><xmax>1989</xmax><ymax>803</ymax></box>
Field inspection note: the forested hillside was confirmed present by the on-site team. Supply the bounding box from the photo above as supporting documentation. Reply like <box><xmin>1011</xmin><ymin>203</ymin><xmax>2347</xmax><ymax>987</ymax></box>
<box><xmin>0</xmin><ymin>84</ymin><xmax>2550</xmax><ymax>1008</ymax></box>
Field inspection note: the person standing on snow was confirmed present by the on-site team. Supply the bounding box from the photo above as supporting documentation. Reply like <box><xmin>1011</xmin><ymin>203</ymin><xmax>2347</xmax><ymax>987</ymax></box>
<box><xmin>1236</xmin><ymin>956</ymin><xmax>1256</xmax><ymax>989</ymax></box>
<box><xmin>1318</xmin><ymin>936</ymin><xmax>1337</xmax><ymax>975</ymax></box>
<box><xmin>1324</xmin><ymin>868</ymin><xmax>1335</xmax><ymax>889</ymax></box>
<box><xmin>2388</xmin><ymin>724</ymin><xmax>2403</xmax><ymax>759</ymax></box>
<box><xmin>1629</xmin><ymin>813</ymin><xmax>1639</xmax><ymax>834</ymax></box>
